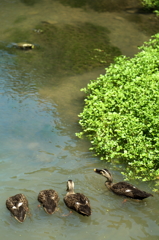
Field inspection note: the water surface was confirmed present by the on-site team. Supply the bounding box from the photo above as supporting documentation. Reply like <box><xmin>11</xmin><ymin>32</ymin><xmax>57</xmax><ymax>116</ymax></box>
<box><xmin>0</xmin><ymin>1</ymin><xmax>159</xmax><ymax>240</ymax></box>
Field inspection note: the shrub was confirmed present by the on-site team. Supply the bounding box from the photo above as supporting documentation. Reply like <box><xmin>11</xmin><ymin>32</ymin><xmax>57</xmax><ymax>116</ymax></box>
<box><xmin>76</xmin><ymin>34</ymin><xmax>159</xmax><ymax>181</ymax></box>
<box><xmin>141</xmin><ymin>0</ymin><xmax>159</xmax><ymax>9</ymax></box>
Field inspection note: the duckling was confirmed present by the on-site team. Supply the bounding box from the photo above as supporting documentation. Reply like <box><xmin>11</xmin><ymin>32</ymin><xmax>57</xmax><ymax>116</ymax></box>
<box><xmin>94</xmin><ymin>168</ymin><xmax>153</xmax><ymax>200</ymax></box>
<box><xmin>63</xmin><ymin>180</ymin><xmax>91</xmax><ymax>216</ymax></box>
<box><xmin>38</xmin><ymin>189</ymin><xmax>59</xmax><ymax>214</ymax></box>
<box><xmin>6</xmin><ymin>193</ymin><xmax>29</xmax><ymax>223</ymax></box>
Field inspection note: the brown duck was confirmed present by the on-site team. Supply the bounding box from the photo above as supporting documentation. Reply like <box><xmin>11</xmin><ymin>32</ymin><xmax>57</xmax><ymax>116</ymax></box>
<box><xmin>63</xmin><ymin>180</ymin><xmax>91</xmax><ymax>216</ymax></box>
<box><xmin>38</xmin><ymin>189</ymin><xmax>59</xmax><ymax>214</ymax></box>
<box><xmin>94</xmin><ymin>168</ymin><xmax>153</xmax><ymax>200</ymax></box>
<box><xmin>6</xmin><ymin>193</ymin><xmax>29</xmax><ymax>223</ymax></box>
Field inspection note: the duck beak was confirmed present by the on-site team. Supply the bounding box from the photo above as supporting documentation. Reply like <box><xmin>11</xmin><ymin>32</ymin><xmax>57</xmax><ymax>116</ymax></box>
<box><xmin>94</xmin><ymin>168</ymin><xmax>102</xmax><ymax>174</ymax></box>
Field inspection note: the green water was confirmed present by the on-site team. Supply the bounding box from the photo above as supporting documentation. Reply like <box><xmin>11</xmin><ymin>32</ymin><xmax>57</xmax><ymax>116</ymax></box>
<box><xmin>0</xmin><ymin>0</ymin><xmax>159</xmax><ymax>240</ymax></box>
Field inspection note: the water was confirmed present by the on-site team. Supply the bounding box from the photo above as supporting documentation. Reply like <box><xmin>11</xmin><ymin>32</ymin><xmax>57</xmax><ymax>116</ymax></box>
<box><xmin>0</xmin><ymin>0</ymin><xmax>159</xmax><ymax>240</ymax></box>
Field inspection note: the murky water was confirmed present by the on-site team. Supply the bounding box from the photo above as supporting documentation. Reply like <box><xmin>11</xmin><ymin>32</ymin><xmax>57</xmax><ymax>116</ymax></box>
<box><xmin>0</xmin><ymin>0</ymin><xmax>159</xmax><ymax>240</ymax></box>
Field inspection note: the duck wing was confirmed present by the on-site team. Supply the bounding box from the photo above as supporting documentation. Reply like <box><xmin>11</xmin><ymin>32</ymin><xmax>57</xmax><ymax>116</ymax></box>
<box><xmin>111</xmin><ymin>182</ymin><xmax>153</xmax><ymax>199</ymax></box>
<box><xmin>64</xmin><ymin>193</ymin><xmax>91</xmax><ymax>216</ymax></box>
<box><xmin>6</xmin><ymin>194</ymin><xmax>28</xmax><ymax>210</ymax></box>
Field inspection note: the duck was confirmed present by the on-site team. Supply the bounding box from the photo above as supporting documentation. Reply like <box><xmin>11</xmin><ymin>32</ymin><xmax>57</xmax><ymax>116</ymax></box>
<box><xmin>6</xmin><ymin>193</ymin><xmax>29</xmax><ymax>223</ymax></box>
<box><xmin>38</xmin><ymin>189</ymin><xmax>59</xmax><ymax>214</ymax></box>
<box><xmin>12</xmin><ymin>42</ymin><xmax>34</xmax><ymax>50</ymax></box>
<box><xmin>63</xmin><ymin>180</ymin><xmax>91</xmax><ymax>216</ymax></box>
<box><xmin>94</xmin><ymin>168</ymin><xmax>153</xmax><ymax>200</ymax></box>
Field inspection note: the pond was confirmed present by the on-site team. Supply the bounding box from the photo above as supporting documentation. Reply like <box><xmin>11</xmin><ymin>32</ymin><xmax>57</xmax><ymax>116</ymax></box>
<box><xmin>0</xmin><ymin>0</ymin><xmax>159</xmax><ymax>240</ymax></box>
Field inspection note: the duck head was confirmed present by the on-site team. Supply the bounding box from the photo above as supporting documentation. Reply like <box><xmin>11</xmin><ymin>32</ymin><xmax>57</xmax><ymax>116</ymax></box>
<box><xmin>66</xmin><ymin>180</ymin><xmax>75</xmax><ymax>194</ymax></box>
<box><xmin>94</xmin><ymin>168</ymin><xmax>113</xmax><ymax>183</ymax></box>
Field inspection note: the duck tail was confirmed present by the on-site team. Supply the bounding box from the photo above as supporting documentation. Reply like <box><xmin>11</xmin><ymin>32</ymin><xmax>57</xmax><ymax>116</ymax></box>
<box><xmin>79</xmin><ymin>205</ymin><xmax>91</xmax><ymax>216</ymax></box>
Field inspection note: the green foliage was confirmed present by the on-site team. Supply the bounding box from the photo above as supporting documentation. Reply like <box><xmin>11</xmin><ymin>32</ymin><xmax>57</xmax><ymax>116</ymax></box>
<box><xmin>154</xmin><ymin>9</ymin><xmax>159</xmax><ymax>15</ymax></box>
<box><xmin>141</xmin><ymin>0</ymin><xmax>159</xmax><ymax>17</ymax></box>
<box><xmin>141</xmin><ymin>0</ymin><xmax>159</xmax><ymax>9</ymax></box>
<box><xmin>76</xmin><ymin>34</ymin><xmax>159</xmax><ymax>181</ymax></box>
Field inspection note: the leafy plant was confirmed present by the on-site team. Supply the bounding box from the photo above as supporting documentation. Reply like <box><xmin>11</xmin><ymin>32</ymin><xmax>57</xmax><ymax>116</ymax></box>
<box><xmin>76</xmin><ymin>34</ymin><xmax>159</xmax><ymax>181</ymax></box>
<box><xmin>141</xmin><ymin>0</ymin><xmax>159</xmax><ymax>9</ymax></box>
<box><xmin>154</xmin><ymin>9</ymin><xmax>159</xmax><ymax>15</ymax></box>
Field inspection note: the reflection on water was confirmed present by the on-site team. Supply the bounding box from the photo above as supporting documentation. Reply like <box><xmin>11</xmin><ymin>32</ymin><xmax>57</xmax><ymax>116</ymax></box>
<box><xmin>0</xmin><ymin>1</ymin><xmax>159</xmax><ymax>240</ymax></box>
<box><xmin>56</xmin><ymin>0</ymin><xmax>140</xmax><ymax>12</ymax></box>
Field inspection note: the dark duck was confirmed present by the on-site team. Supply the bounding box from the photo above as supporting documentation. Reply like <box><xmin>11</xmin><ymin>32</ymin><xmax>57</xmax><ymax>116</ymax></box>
<box><xmin>94</xmin><ymin>168</ymin><xmax>153</xmax><ymax>200</ymax></box>
<box><xmin>6</xmin><ymin>193</ymin><xmax>29</xmax><ymax>223</ymax></box>
<box><xmin>63</xmin><ymin>180</ymin><xmax>91</xmax><ymax>216</ymax></box>
<box><xmin>38</xmin><ymin>189</ymin><xmax>59</xmax><ymax>214</ymax></box>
